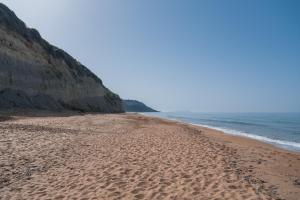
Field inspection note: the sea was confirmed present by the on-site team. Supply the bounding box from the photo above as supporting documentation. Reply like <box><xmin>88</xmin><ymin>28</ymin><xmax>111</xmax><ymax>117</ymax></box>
<box><xmin>142</xmin><ymin>112</ymin><xmax>300</xmax><ymax>152</ymax></box>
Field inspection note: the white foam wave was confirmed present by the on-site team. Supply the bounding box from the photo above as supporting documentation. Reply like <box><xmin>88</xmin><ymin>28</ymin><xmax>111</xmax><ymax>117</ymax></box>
<box><xmin>190</xmin><ymin>123</ymin><xmax>300</xmax><ymax>151</ymax></box>
<box><xmin>140</xmin><ymin>113</ymin><xmax>300</xmax><ymax>151</ymax></box>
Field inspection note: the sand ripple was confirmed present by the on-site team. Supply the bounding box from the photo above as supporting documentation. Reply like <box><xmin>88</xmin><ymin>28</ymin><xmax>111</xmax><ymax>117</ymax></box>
<box><xmin>0</xmin><ymin>114</ymin><xmax>298</xmax><ymax>199</ymax></box>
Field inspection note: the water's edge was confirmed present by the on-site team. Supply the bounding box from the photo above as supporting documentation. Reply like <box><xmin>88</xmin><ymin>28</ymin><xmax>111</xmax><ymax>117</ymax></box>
<box><xmin>140</xmin><ymin>112</ymin><xmax>300</xmax><ymax>153</ymax></box>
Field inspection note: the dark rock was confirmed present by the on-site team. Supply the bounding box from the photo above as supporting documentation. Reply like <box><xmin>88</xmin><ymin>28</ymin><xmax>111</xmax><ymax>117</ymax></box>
<box><xmin>0</xmin><ymin>88</ymin><xmax>33</xmax><ymax>109</ymax></box>
<box><xmin>294</xmin><ymin>179</ymin><xmax>300</xmax><ymax>186</ymax></box>
<box><xmin>31</xmin><ymin>94</ymin><xmax>64</xmax><ymax>110</ymax></box>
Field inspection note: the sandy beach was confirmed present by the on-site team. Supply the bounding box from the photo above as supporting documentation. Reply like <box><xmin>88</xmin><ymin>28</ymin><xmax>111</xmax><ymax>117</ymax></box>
<box><xmin>0</xmin><ymin>112</ymin><xmax>300</xmax><ymax>200</ymax></box>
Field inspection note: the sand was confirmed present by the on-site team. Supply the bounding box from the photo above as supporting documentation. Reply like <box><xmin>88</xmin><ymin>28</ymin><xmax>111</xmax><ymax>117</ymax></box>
<box><xmin>0</xmin><ymin>112</ymin><xmax>299</xmax><ymax>200</ymax></box>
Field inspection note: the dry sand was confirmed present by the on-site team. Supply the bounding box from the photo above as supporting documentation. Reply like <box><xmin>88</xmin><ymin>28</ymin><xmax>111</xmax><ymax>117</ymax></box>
<box><xmin>0</xmin><ymin>112</ymin><xmax>300</xmax><ymax>200</ymax></box>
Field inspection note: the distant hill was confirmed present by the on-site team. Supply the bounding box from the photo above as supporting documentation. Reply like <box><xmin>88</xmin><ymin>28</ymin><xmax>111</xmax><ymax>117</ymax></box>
<box><xmin>122</xmin><ymin>100</ymin><xmax>158</xmax><ymax>112</ymax></box>
<box><xmin>0</xmin><ymin>3</ymin><xmax>123</xmax><ymax>112</ymax></box>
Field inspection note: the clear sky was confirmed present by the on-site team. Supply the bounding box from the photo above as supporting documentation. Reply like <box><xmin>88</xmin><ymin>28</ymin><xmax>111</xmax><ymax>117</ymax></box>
<box><xmin>2</xmin><ymin>0</ymin><xmax>300</xmax><ymax>112</ymax></box>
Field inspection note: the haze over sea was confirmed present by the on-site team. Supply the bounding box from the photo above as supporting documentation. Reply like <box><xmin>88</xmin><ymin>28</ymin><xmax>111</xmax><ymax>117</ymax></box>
<box><xmin>144</xmin><ymin>112</ymin><xmax>300</xmax><ymax>152</ymax></box>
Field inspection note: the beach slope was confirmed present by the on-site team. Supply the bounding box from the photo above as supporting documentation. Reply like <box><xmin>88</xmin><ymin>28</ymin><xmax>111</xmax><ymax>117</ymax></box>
<box><xmin>0</xmin><ymin>113</ymin><xmax>299</xmax><ymax>199</ymax></box>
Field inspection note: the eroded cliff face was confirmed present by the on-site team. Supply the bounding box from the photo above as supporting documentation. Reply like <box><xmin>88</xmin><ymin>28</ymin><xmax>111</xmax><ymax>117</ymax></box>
<box><xmin>0</xmin><ymin>3</ymin><xmax>123</xmax><ymax>112</ymax></box>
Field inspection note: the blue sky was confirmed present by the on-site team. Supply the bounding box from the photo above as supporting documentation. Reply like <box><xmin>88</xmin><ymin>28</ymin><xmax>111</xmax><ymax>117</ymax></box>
<box><xmin>2</xmin><ymin>0</ymin><xmax>300</xmax><ymax>112</ymax></box>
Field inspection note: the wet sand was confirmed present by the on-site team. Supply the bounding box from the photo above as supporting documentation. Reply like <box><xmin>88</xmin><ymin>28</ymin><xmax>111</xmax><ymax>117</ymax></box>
<box><xmin>0</xmin><ymin>113</ymin><xmax>299</xmax><ymax>200</ymax></box>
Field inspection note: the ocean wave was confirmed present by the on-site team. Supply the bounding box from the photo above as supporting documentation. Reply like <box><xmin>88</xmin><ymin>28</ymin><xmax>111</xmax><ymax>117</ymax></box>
<box><xmin>190</xmin><ymin>123</ymin><xmax>300</xmax><ymax>151</ymax></box>
<box><xmin>141</xmin><ymin>112</ymin><xmax>300</xmax><ymax>152</ymax></box>
<box><xmin>167</xmin><ymin>115</ymin><xmax>265</xmax><ymax>127</ymax></box>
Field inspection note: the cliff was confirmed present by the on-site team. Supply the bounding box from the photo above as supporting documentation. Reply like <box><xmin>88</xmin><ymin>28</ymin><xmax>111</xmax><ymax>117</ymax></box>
<box><xmin>122</xmin><ymin>100</ymin><xmax>158</xmax><ymax>112</ymax></box>
<box><xmin>0</xmin><ymin>3</ymin><xmax>123</xmax><ymax>112</ymax></box>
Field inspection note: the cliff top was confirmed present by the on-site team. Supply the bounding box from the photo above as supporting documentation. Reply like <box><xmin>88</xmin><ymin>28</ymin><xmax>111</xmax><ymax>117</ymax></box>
<box><xmin>0</xmin><ymin>3</ymin><xmax>102</xmax><ymax>85</ymax></box>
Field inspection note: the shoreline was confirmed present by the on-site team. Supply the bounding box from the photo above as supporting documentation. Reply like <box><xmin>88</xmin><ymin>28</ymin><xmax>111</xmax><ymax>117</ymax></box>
<box><xmin>140</xmin><ymin>113</ymin><xmax>300</xmax><ymax>154</ymax></box>
<box><xmin>1</xmin><ymin>112</ymin><xmax>299</xmax><ymax>199</ymax></box>
<box><xmin>192</xmin><ymin>123</ymin><xmax>300</xmax><ymax>156</ymax></box>
<box><xmin>140</xmin><ymin>114</ymin><xmax>300</xmax><ymax>199</ymax></box>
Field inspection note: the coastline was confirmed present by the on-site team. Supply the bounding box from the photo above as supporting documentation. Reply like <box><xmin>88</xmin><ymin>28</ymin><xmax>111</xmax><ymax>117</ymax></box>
<box><xmin>141</xmin><ymin>112</ymin><xmax>300</xmax><ymax>153</ymax></box>
<box><xmin>140</xmin><ymin>114</ymin><xmax>300</xmax><ymax>199</ymax></box>
<box><xmin>192</xmin><ymin>123</ymin><xmax>300</xmax><ymax>199</ymax></box>
<box><xmin>140</xmin><ymin>113</ymin><xmax>300</xmax><ymax>154</ymax></box>
<box><xmin>0</xmin><ymin>112</ymin><xmax>299</xmax><ymax>199</ymax></box>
